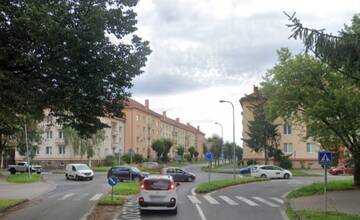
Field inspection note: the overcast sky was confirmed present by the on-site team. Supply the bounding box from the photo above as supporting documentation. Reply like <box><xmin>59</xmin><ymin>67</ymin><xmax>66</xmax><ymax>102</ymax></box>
<box><xmin>129</xmin><ymin>0</ymin><xmax>359</xmax><ymax>145</ymax></box>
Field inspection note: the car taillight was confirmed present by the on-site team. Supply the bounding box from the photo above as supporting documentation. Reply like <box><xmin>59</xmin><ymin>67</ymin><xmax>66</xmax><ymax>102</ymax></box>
<box><xmin>169</xmin><ymin>183</ymin><xmax>176</xmax><ymax>190</ymax></box>
<box><xmin>140</xmin><ymin>182</ymin><xmax>145</xmax><ymax>189</ymax></box>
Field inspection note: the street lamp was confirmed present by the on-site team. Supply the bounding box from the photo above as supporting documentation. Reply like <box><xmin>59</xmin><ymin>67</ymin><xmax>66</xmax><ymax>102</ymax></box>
<box><xmin>219</xmin><ymin>100</ymin><xmax>236</xmax><ymax>179</ymax></box>
<box><xmin>214</xmin><ymin>122</ymin><xmax>224</xmax><ymax>165</ymax></box>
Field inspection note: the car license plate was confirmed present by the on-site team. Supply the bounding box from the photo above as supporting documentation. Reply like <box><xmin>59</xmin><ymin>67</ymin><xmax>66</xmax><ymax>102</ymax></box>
<box><xmin>149</xmin><ymin>195</ymin><xmax>165</xmax><ymax>201</ymax></box>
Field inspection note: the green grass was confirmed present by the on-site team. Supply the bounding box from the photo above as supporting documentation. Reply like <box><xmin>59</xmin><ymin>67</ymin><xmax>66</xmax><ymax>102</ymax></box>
<box><xmin>92</xmin><ymin>166</ymin><xmax>111</xmax><ymax>172</ymax></box>
<box><xmin>113</xmin><ymin>182</ymin><xmax>139</xmax><ymax>195</ymax></box>
<box><xmin>287</xmin><ymin>179</ymin><xmax>357</xmax><ymax>199</ymax></box>
<box><xmin>0</xmin><ymin>199</ymin><xmax>25</xmax><ymax>211</ymax></box>
<box><xmin>290</xmin><ymin>169</ymin><xmax>321</xmax><ymax>177</ymax></box>
<box><xmin>6</xmin><ymin>173</ymin><xmax>43</xmax><ymax>183</ymax></box>
<box><xmin>195</xmin><ymin>177</ymin><xmax>267</xmax><ymax>194</ymax></box>
<box><xmin>97</xmin><ymin>195</ymin><xmax>127</xmax><ymax>206</ymax></box>
<box><xmin>287</xmin><ymin>206</ymin><xmax>360</xmax><ymax>220</ymax></box>
<box><xmin>201</xmin><ymin>167</ymin><xmax>235</xmax><ymax>174</ymax></box>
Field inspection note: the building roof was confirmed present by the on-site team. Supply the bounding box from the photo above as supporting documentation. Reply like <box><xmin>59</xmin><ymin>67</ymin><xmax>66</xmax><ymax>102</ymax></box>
<box><xmin>124</xmin><ymin>98</ymin><xmax>205</xmax><ymax>135</ymax></box>
<box><xmin>239</xmin><ymin>85</ymin><xmax>266</xmax><ymax>107</ymax></box>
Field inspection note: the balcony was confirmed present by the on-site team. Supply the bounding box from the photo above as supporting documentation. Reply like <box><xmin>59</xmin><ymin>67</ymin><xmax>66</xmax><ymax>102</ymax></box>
<box><xmin>111</xmin><ymin>130</ymin><xmax>119</xmax><ymax>136</ymax></box>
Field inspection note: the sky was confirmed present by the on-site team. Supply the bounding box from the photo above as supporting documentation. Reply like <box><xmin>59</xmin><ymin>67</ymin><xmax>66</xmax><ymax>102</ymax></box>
<box><xmin>128</xmin><ymin>0</ymin><xmax>359</xmax><ymax>145</ymax></box>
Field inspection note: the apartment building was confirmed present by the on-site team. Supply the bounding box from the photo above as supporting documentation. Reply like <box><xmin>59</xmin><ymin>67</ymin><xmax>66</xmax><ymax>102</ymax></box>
<box><xmin>15</xmin><ymin>112</ymin><xmax>125</xmax><ymax>168</ymax></box>
<box><xmin>240</xmin><ymin>86</ymin><xmax>321</xmax><ymax>169</ymax></box>
<box><xmin>123</xmin><ymin>99</ymin><xmax>205</xmax><ymax>160</ymax></box>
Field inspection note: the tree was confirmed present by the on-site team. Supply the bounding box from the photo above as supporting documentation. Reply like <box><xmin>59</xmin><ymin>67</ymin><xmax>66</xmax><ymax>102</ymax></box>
<box><xmin>0</xmin><ymin>0</ymin><xmax>151</xmax><ymax>137</ymax></box>
<box><xmin>284</xmin><ymin>12</ymin><xmax>360</xmax><ymax>81</ymax></box>
<box><xmin>242</xmin><ymin>102</ymin><xmax>280</xmax><ymax>164</ymax></box>
<box><xmin>63</xmin><ymin>126</ymin><xmax>105</xmax><ymax>165</ymax></box>
<box><xmin>207</xmin><ymin>135</ymin><xmax>223</xmax><ymax>166</ymax></box>
<box><xmin>193</xmin><ymin>150</ymin><xmax>199</xmax><ymax>161</ymax></box>
<box><xmin>15</xmin><ymin>117</ymin><xmax>43</xmax><ymax>161</ymax></box>
<box><xmin>151</xmin><ymin>138</ymin><xmax>173</xmax><ymax>163</ymax></box>
<box><xmin>188</xmin><ymin>146</ymin><xmax>196</xmax><ymax>161</ymax></box>
<box><xmin>176</xmin><ymin>145</ymin><xmax>185</xmax><ymax>161</ymax></box>
<box><xmin>261</xmin><ymin>48</ymin><xmax>360</xmax><ymax>186</ymax></box>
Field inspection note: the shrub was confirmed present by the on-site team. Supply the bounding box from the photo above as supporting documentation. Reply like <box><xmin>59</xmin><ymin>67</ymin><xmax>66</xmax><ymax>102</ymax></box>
<box><xmin>103</xmin><ymin>155</ymin><xmax>116</xmax><ymax>166</ymax></box>
<box><xmin>184</xmin><ymin>153</ymin><xmax>192</xmax><ymax>162</ymax></box>
<box><xmin>280</xmin><ymin>157</ymin><xmax>293</xmax><ymax>169</ymax></box>
<box><xmin>247</xmin><ymin>159</ymin><xmax>256</xmax><ymax>166</ymax></box>
<box><xmin>121</xmin><ymin>153</ymin><xmax>144</xmax><ymax>164</ymax></box>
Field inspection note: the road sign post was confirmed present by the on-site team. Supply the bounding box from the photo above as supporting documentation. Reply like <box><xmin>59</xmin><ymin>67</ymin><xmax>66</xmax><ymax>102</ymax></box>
<box><xmin>108</xmin><ymin>176</ymin><xmax>119</xmax><ymax>201</ymax></box>
<box><xmin>318</xmin><ymin>151</ymin><xmax>333</xmax><ymax>214</ymax></box>
<box><xmin>205</xmin><ymin>152</ymin><xmax>214</xmax><ymax>183</ymax></box>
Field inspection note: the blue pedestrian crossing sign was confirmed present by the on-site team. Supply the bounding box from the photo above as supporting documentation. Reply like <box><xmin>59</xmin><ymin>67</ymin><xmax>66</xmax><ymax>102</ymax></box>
<box><xmin>318</xmin><ymin>151</ymin><xmax>333</xmax><ymax>166</ymax></box>
<box><xmin>205</xmin><ymin>152</ymin><xmax>214</xmax><ymax>161</ymax></box>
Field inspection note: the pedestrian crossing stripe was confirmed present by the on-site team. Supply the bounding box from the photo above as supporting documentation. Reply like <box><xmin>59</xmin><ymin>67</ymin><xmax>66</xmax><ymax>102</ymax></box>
<box><xmin>188</xmin><ymin>195</ymin><xmax>201</xmax><ymax>204</ymax></box>
<box><xmin>252</xmin><ymin>197</ymin><xmax>279</xmax><ymax>207</ymax></box>
<box><xmin>236</xmin><ymin>196</ymin><xmax>259</xmax><ymax>206</ymax></box>
<box><xmin>219</xmin><ymin>196</ymin><xmax>238</xmax><ymax>205</ymax></box>
<box><xmin>203</xmin><ymin>195</ymin><xmax>219</xmax><ymax>204</ymax></box>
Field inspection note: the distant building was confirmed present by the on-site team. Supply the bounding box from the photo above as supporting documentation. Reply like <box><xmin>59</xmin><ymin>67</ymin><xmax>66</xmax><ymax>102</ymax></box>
<box><xmin>240</xmin><ymin>86</ymin><xmax>321</xmax><ymax>169</ymax></box>
<box><xmin>123</xmin><ymin>99</ymin><xmax>205</xmax><ymax>160</ymax></box>
<box><xmin>15</xmin><ymin>111</ymin><xmax>125</xmax><ymax>168</ymax></box>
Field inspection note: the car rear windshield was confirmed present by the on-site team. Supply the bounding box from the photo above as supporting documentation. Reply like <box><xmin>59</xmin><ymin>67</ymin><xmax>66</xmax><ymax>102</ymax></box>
<box><xmin>143</xmin><ymin>179</ymin><xmax>171</xmax><ymax>190</ymax></box>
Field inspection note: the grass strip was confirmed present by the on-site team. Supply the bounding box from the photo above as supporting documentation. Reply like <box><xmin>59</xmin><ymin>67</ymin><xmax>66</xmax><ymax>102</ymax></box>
<box><xmin>97</xmin><ymin>195</ymin><xmax>127</xmax><ymax>206</ymax></box>
<box><xmin>6</xmin><ymin>173</ymin><xmax>43</xmax><ymax>183</ymax></box>
<box><xmin>195</xmin><ymin>177</ymin><xmax>267</xmax><ymax>194</ymax></box>
<box><xmin>287</xmin><ymin>205</ymin><xmax>360</xmax><ymax>220</ymax></box>
<box><xmin>287</xmin><ymin>179</ymin><xmax>356</xmax><ymax>199</ymax></box>
<box><xmin>0</xmin><ymin>199</ymin><xmax>26</xmax><ymax>211</ymax></box>
<box><xmin>290</xmin><ymin>169</ymin><xmax>321</xmax><ymax>177</ymax></box>
<box><xmin>113</xmin><ymin>182</ymin><xmax>139</xmax><ymax>195</ymax></box>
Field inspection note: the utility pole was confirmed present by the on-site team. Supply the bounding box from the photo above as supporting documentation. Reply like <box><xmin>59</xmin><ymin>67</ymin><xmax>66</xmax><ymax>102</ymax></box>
<box><xmin>219</xmin><ymin>100</ymin><xmax>236</xmax><ymax>179</ymax></box>
<box><xmin>24</xmin><ymin>117</ymin><xmax>31</xmax><ymax>179</ymax></box>
<box><xmin>215</xmin><ymin>122</ymin><xmax>224</xmax><ymax>165</ymax></box>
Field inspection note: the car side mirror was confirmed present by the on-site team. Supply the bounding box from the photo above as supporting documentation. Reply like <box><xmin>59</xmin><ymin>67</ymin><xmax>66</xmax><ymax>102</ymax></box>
<box><xmin>176</xmin><ymin>183</ymin><xmax>180</xmax><ymax>187</ymax></box>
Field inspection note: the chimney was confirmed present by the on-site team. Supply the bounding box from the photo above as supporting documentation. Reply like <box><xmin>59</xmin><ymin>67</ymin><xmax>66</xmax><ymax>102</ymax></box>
<box><xmin>253</xmin><ymin>85</ymin><xmax>259</xmax><ymax>95</ymax></box>
<box><xmin>145</xmin><ymin>99</ymin><xmax>149</xmax><ymax>109</ymax></box>
<box><xmin>176</xmin><ymin>118</ymin><xmax>180</xmax><ymax>123</ymax></box>
<box><xmin>197</xmin><ymin>126</ymin><xmax>200</xmax><ymax>131</ymax></box>
<box><xmin>163</xmin><ymin>111</ymin><xmax>166</xmax><ymax>118</ymax></box>
<box><xmin>187</xmin><ymin>123</ymin><xmax>190</xmax><ymax>126</ymax></box>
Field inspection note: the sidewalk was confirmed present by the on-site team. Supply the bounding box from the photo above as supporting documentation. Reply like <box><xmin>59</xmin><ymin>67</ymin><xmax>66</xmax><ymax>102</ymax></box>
<box><xmin>291</xmin><ymin>190</ymin><xmax>360</xmax><ymax>214</ymax></box>
<box><xmin>0</xmin><ymin>174</ymin><xmax>56</xmax><ymax>199</ymax></box>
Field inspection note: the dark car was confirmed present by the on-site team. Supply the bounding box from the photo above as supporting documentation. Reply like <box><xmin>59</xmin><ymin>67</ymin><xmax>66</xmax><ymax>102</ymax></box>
<box><xmin>160</xmin><ymin>167</ymin><xmax>195</xmax><ymax>182</ymax></box>
<box><xmin>107</xmin><ymin>166</ymin><xmax>149</xmax><ymax>182</ymax></box>
<box><xmin>239</xmin><ymin>166</ymin><xmax>252</xmax><ymax>175</ymax></box>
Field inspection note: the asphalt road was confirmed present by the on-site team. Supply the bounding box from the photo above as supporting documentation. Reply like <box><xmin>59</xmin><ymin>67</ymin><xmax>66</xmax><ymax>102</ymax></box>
<box><xmin>2</xmin><ymin>173</ymin><xmax>110</xmax><ymax>220</ymax></box>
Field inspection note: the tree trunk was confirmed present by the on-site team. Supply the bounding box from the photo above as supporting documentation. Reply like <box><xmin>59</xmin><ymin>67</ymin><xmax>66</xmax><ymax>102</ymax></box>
<box><xmin>264</xmin><ymin>145</ymin><xmax>268</xmax><ymax>165</ymax></box>
<box><xmin>353</xmin><ymin>151</ymin><xmax>360</xmax><ymax>187</ymax></box>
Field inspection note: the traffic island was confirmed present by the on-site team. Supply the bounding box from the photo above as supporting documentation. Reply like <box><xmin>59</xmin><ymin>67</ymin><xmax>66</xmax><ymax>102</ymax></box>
<box><xmin>285</xmin><ymin>179</ymin><xmax>360</xmax><ymax>220</ymax></box>
<box><xmin>6</xmin><ymin>173</ymin><xmax>43</xmax><ymax>184</ymax></box>
<box><xmin>195</xmin><ymin>177</ymin><xmax>268</xmax><ymax>194</ymax></box>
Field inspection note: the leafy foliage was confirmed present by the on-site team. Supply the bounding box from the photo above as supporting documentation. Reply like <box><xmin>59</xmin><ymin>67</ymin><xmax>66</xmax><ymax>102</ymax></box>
<box><xmin>151</xmin><ymin>138</ymin><xmax>173</xmax><ymax>163</ymax></box>
<box><xmin>0</xmin><ymin>0</ymin><xmax>151</xmax><ymax>137</ymax></box>
<box><xmin>176</xmin><ymin>145</ymin><xmax>185</xmax><ymax>159</ymax></box>
<box><xmin>121</xmin><ymin>152</ymin><xmax>144</xmax><ymax>164</ymax></box>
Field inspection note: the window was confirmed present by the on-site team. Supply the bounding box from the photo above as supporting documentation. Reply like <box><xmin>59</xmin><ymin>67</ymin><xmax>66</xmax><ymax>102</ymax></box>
<box><xmin>46</xmin><ymin>130</ymin><xmax>53</xmax><ymax>139</ymax></box>
<box><xmin>46</xmin><ymin>146</ymin><xmax>52</xmax><ymax>155</ymax></box>
<box><xmin>119</xmin><ymin>126</ymin><xmax>123</xmax><ymax>133</ymax></box>
<box><xmin>36</xmin><ymin>148</ymin><xmax>40</xmax><ymax>155</ymax></box>
<box><xmin>307</xmin><ymin>143</ymin><xmax>315</xmax><ymax>153</ymax></box>
<box><xmin>136</xmin><ymin>115</ymin><xmax>139</xmax><ymax>121</ymax></box>
<box><xmin>283</xmin><ymin>123</ymin><xmax>292</xmax><ymax>135</ymax></box>
<box><xmin>283</xmin><ymin>143</ymin><xmax>293</xmax><ymax>153</ymax></box>
<box><xmin>59</xmin><ymin>146</ymin><xmax>65</xmax><ymax>154</ymax></box>
<box><xmin>59</xmin><ymin>131</ymin><xmax>63</xmax><ymax>139</ymax></box>
<box><xmin>46</xmin><ymin>115</ymin><xmax>53</xmax><ymax>124</ymax></box>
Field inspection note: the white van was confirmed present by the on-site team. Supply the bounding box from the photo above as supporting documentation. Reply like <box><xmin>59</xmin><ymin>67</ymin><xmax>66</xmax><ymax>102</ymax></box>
<box><xmin>65</xmin><ymin>164</ymin><xmax>94</xmax><ymax>181</ymax></box>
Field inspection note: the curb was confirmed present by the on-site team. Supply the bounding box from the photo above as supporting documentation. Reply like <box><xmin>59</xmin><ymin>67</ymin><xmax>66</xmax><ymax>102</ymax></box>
<box><xmin>280</xmin><ymin>191</ymin><xmax>291</xmax><ymax>220</ymax></box>
<box><xmin>0</xmin><ymin>199</ymin><xmax>29</xmax><ymax>214</ymax></box>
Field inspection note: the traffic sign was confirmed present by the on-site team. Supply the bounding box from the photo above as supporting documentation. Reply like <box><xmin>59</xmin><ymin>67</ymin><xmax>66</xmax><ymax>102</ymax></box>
<box><xmin>318</xmin><ymin>151</ymin><xmax>333</xmax><ymax>166</ymax></box>
<box><xmin>205</xmin><ymin>152</ymin><xmax>214</xmax><ymax>161</ymax></box>
<box><xmin>108</xmin><ymin>176</ymin><xmax>119</xmax><ymax>186</ymax></box>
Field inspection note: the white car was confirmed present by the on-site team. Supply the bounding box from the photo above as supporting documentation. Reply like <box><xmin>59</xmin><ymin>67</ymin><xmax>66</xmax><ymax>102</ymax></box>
<box><xmin>251</xmin><ymin>165</ymin><xmax>292</xmax><ymax>179</ymax></box>
<box><xmin>138</xmin><ymin>175</ymin><xmax>178</xmax><ymax>215</ymax></box>
<box><xmin>65</xmin><ymin>164</ymin><xmax>94</xmax><ymax>181</ymax></box>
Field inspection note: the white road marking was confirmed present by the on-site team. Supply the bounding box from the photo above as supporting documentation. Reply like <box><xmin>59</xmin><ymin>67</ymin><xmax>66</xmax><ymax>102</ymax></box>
<box><xmin>236</xmin><ymin>196</ymin><xmax>259</xmax><ymax>206</ymax></box>
<box><xmin>252</xmin><ymin>197</ymin><xmax>279</xmax><ymax>207</ymax></box>
<box><xmin>191</xmin><ymin>187</ymin><xmax>197</xmax><ymax>196</ymax></box>
<box><xmin>195</xmin><ymin>204</ymin><xmax>207</xmax><ymax>220</ymax></box>
<box><xmin>74</xmin><ymin>193</ymin><xmax>89</xmax><ymax>201</ymax></box>
<box><xmin>90</xmin><ymin>193</ymin><xmax>103</xmax><ymax>201</ymax></box>
<box><xmin>219</xmin><ymin>196</ymin><xmax>238</xmax><ymax>205</ymax></box>
<box><xmin>203</xmin><ymin>195</ymin><xmax>219</xmax><ymax>204</ymax></box>
<box><xmin>270</xmin><ymin>197</ymin><xmax>284</xmax><ymax>204</ymax></box>
<box><xmin>59</xmin><ymin>193</ymin><xmax>74</xmax><ymax>200</ymax></box>
<box><xmin>188</xmin><ymin>195</ymin><xmax>201</xmax><ymax>204</ymax></box>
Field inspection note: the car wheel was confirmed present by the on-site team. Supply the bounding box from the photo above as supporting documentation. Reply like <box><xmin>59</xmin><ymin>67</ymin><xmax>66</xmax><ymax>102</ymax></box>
<box><xmin>10</xmin><ymin>168</ymin><xmax>16</xmax><ymax>175</ymax></box>
<box><xmin>187</xmin><ymin>177</ymin><xmax>193</xmax><ymax>182</ymax></box>
<box><xmin>90</xmin><ymin>177</ymin><xmax>93</xmax><ymax>181</ymax></box>
<box><xmin>134</xmin><ymin>176</ymin><xmax>140</xmax><ymax>182</ymax></box>
<box><xmin>284</xmin><ymin>173</ymin><xmax>290</xmax><ymax>179</ymax></box>
<box><xmin>65</xmin><ymin>174</ymin><xmax>69</xmax><ymax>180</ymax></box>
<box><xmin>260</xmin><ymin>174</ymin><xmax>267</xmax><ymax>178</ymax></box>
<box><xmin>171</xmin><ymin>207</ymin><xmax>177</xmax><ymax>215</ymax></box>
<box><xmin>140</xmin><ymin>209</ymin><xmax>146</xmax><ymax>215</ymax></box>
<box><xmin>75</xmin><ymin>175</ymin><xmax>80</xmax><ymax>181</ymax></box>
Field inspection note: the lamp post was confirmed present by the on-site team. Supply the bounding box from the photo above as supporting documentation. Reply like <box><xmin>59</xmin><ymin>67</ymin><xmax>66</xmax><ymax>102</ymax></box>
<box><xmin>219</xmin><ymin>100</ymin><xmax>236</xmax><ymax>179</ymax></box>
<box><xmin>214</xmin><ymin>122</ymin><xmax>224</xmax><ymax>166</ymax></box>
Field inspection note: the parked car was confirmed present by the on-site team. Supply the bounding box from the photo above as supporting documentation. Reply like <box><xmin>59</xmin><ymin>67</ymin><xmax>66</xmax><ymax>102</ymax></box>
<box><xmin>141</xmin><ymin>162</ymin><xmax>159</xmax><ymax>169</ymax></box>
<box><xmin>138</xmin><ymin>175</ymin><xmax>179</xmax><ymax>215</ymax></box>
<box><xmin>8</xmin><ymin>162</ymin><xmax>42</xmax><ymax>175</ymax></box>
<box><xmin>107</xmin><ymin>166</ymin><xmax>149</xmax><ymax>182</ymax></box>
<box><xmin>65</xmin><ymin>164</ymin><xmax>94</xmax><ymax>181</ymax></box>
<box><xmin>250</xmin><ymin>165</ymin><xmax>292</xmax><ymax>179</ymax></box>
<box><xmin>160</xmin><ymin>167</ymin><xmax>195</xmax><ymax>182</ymax></box>
<box><xmin>239</xmin><ymin>165</ymin><xmax>257</xmax><ymax>175</ymax></box>
<box><xmin>329</xmin><ymin>165</ymin><xmax>354</xmax><ymax>175</ymax></box>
